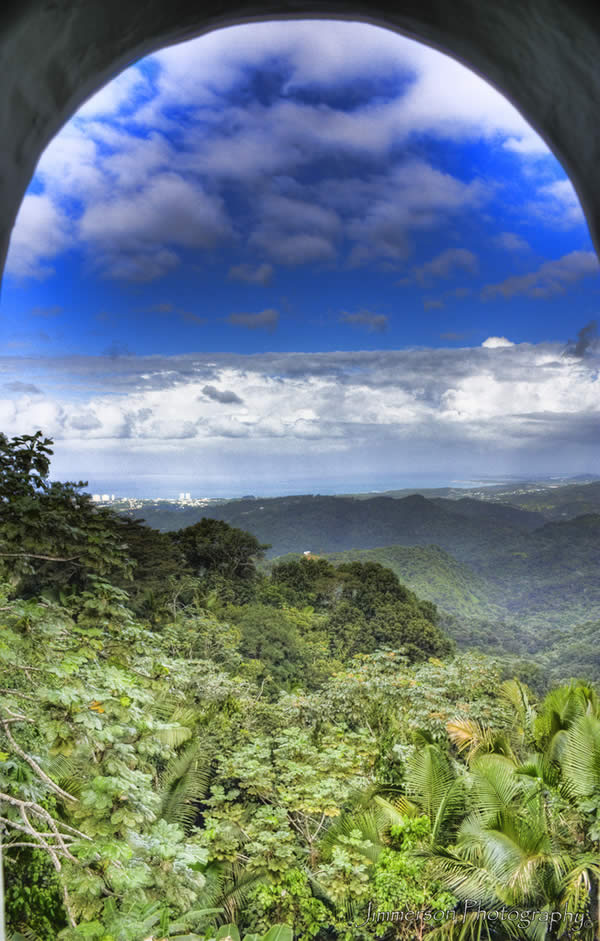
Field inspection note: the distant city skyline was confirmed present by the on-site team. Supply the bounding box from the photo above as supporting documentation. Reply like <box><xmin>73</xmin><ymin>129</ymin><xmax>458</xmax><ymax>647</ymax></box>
<box><xmin>2</xmin><ymin>21</ymin><xmax>599</xmax><ymax>486</ymax></box>
<box><xmin>79</xmin><ymin>470</ymin><xmax>598</xmax><ymax>503</ymax></box>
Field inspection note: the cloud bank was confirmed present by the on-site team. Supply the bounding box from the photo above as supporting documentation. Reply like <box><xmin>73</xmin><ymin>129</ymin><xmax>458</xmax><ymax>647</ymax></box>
<box><xmin>2</xmin><ymin>340</ymin><xmax>599</xmax><ymax>482</ymax></box>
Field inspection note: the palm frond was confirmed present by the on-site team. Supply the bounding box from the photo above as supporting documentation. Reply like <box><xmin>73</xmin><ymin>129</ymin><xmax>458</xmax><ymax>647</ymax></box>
<box><xmin>500</xmin><ymin>679</ymin><xmax>537</xmax><ymax>735</ymax></box>
<box><xmin>469</xmin><ymin>755</ymin><xmax>522</xmax><ymax>822</ymax></box>
<box><xmin>421</xmin><ymin>844</ymin><xmax>499</xmax><ymax>908</ymax></box>
<box><xmin>158</xmin><ymin>740</ymin><xmax>212</xmax><ymax>829</ymax></box>
<box><xmin>318</xmin><ymin>807</ymin><xmax>386</xmax><ymax>861</ymax></box>
<box><xmin>405</xmin><ymin>743</ymin><xmax>463</xmax><ymax>838</ymax></box>
<box><xmin>372</xmin><ymin>792</ymin><xmax>421</xmax><ymax>823</ymax></box>
<box><xmin>561</xmin><ymin>714</ymin><xmax>600</xmax><ymax>797</ymax></box>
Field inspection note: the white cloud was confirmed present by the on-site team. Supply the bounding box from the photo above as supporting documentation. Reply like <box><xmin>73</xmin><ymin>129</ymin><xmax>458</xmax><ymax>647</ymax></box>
<box><xmin>482</xmin><ymin>250</ymin><xmax>599</xmax><ymax>300</ymax></box>
<box><xmin>345</xmin><ymin>163</ymin><xmax>487</xmax><ymax>266</ymax></box>
<box><xmin>527</xmin><ymin>177</ymin><xmax>586</xmax><ymax>228</ymax></box>
<box><xmin>414</xmin><ymin>248</ymin><xmax>478</xmax><ymax>284</ymax></box>
<box><xmin>249</xmin><ymin>194</ymin><xmax>341</xmax><ymax>265</ymax></box>
<box><xmin>494</xmin><ymin>232</ymin><xmax>530</xmax><ymax>253</ymax></box>
<box><xmin>77</xmin><ymin>67</ymin><xmax>151</xmax><ymax>119</ymax></box>
<box><xmin>5</xmin><ymin>193</ymin><xmax>72</xmax><ymax>280</ymax></box>
<box><xmin>228</xmin><ymin>262</ymin><xmax>273</xmax><ymax>285</ymax></box>
<box><xmin>34</xmin><ymin>122</ymin><xmax>105</xmax><ymax>201</ymax></box>
<box><xmin>7</xmin><ymin>21</ymin><xmax>572</xmax><ymax>286</ymax></box>
<box><xmin>3</xmin><ymin>344</ymin><xmax>600</xmax><ymax>483</ymax></box>
<box><xmin>482</xmin><ymin>337</ymin><xmax>515</xmax><ymax>348</ymax></box>
<box><xmin>79</xmin><ymin>171</ymin><xmax>233</xmax><ymax>280</ymax></box>
<box><xmin>146</xmin><ymin>22</ymin><xmax>550</xmax><ymax>154</ymax></box>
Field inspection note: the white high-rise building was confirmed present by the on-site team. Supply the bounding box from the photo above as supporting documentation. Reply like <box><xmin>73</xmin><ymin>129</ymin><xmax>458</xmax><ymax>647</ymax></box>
<box><xmin>179</xmin><ymin>492</ymin><xmax>185</xmax><ymax>501</ymax></box>
<box><xmin>185</xmin><ymin>492</ymin><xmax>191</xmax><ymax>500</ymax></box>
<box><xmin>101</xmin><ymin>494</ymin><xmax>110</xmax><ymax>502</ymax></box>
<box><xmin>92</xmin><ymin>494</ymin><xmax>101</xmax><ymax>502</ymax></box>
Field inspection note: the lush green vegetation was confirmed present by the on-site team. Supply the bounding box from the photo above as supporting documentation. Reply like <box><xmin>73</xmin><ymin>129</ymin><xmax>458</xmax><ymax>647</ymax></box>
<box><xmin>124</xmin><ymin>487</ymin><xmax>600</xmax><ymax>675</ymax></box>
<box><xmin>2</xmin><ymin>432</ymin><xmax>600</xmax><ymax>939</ymax></box>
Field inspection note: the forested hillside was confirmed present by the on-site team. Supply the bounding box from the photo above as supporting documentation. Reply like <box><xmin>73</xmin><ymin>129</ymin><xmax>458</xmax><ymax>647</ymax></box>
<box><xmin>270</xmin><ymin>545</ymin><xmax>502</xmax><ymax>623</ymax></box>
<box><xmin>477</xmin><ymin>479</ymin><xmax>600</xmax><ymax>518</ymax></box>
<box><xmin>124</xmin><ymin>493</ymin><xmax>543</xmax><ymax>560</ymax></box>
<box><xmin>2</xmin><ymin>432</ymin><xmax>600</xmax><ymax>940</ymax></box>
<box><xmin>292</xmin><ymin>514</ymin><xmax>600</xmax><ymax>640</ymax></box>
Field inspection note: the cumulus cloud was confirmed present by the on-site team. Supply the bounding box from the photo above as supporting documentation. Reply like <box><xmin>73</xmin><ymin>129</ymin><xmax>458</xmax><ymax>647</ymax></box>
<box><xmin>201</xmin><ymin>384</ymin><xmax>244</xmax><ymax>404</ymax></box>
<box><xmin>145</xmin><ymin>22</ymin><xmax>548</xmax><ymax>155</ymax></box>
<box><xmin>415</xmin><ymin>248</ymin><xmax>479</xmax><ymax>284</ymax></box>
<box><xmin>482</xmin><ymin>337</ymin><xmax>515</xmax><ymax>348</ymax></box>
<box><xmin>227</xmin><ymin>308</ymin><xmax>279</xmax><ymax>331</ymax></box>
<box><xmin>3</xmin><ymin>343</ymin><xmax>599</xmax><ymax>479</ymax></box>
<box><xmin>344</xmin><ymin>164</ymin><xmax>487</xmax><ymax>267</ymax></box>
<box><xmin>249</xmin><ymin>195</ymin><xmax>341</xmax><ymax>266</ymax></box>
<box><xmin>8</xmin><ymin>20</ymin><xmax>561</xmax><ymax>286</ymax></box>
<box><xmin>528</xmin><ymin>178</ymin><xmax>586</xmax><ymax>228</ymax></box>
<box><xmin>494</xmin><ymin>232</ymin><xmax>530</xmax><ymax>253</ymax></box>
<box><xmin>481</xmin><ymin>251</ymin><xmax>600</xmax><ymax>300</ymax></box>
<box><xmin>5</xmin><ymin>193</ymin><xmax>72</xmax><ymax>280</ymax></box>
<box><xmin>69</xmin><ymin>412</ymin><xmax>103</xmax><ymax>431</ymax></box>
<box><xmin>77</xmin><ymin>67</ymin><xmax>152</xmax><ymax>119</ymax></box>
<box><xmin>340</xmin><ymin>310</ymin><xmax>389</xmax><ymax>332</ymax></box>
<box><xmin>79</xmin><ymin>172</ymin><xmax>233</xmax><ymax>280</ymax></box>
<box><xmin>228</xmin><ymin>262</ymin><xmax>274</xmax><ymax>285</ymax></box>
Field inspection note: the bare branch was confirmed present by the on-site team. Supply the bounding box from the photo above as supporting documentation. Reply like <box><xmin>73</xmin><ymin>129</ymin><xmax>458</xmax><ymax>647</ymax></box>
<box><xmin>1</xmin><ymin>716</ymin><xmax>79</xmax><ymax>802</ymax></box>
<box><xmin>0</xmin><ymin>796</ymin><xmax>90</xmax><ymax>842</ymax></box>
<box><xmin>0</xmin><ymin>552</ymin><xmax>80</xmax><ymax>562</ymax></box>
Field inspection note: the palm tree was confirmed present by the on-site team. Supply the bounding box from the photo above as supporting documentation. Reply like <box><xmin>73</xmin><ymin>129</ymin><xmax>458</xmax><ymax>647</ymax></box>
<box><xmin>419</xmin><ymin>681</ymin><xmax>600</xmax><ymax>940</ymax></box>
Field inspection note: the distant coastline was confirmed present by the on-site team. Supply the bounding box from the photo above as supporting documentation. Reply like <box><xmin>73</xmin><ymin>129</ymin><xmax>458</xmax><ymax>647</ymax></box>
<box><xmin>56</xmin><ymin>472</ymin><xmax>599</xmax><ymax>502</ymax></box>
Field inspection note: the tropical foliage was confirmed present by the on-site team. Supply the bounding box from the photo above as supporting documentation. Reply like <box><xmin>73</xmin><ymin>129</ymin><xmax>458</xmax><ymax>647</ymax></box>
<box><xmin>1</xmin><ymin>431</ymin><xmax>599</xmax><ymax>940</ymax></box>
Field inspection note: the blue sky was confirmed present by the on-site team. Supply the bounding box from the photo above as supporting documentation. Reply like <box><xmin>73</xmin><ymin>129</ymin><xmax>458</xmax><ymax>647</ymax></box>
<box><xmin>1</xmin><ymin>21</ymin><xmax>599</xmax><ymax>492</ymax></box>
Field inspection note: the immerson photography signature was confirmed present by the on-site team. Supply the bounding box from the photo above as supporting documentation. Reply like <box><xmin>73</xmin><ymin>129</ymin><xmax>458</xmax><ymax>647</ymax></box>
<box><xmin>353</xmin><ymin>899</ymin><xmax>593</xmax><ymax>935</ymax></box>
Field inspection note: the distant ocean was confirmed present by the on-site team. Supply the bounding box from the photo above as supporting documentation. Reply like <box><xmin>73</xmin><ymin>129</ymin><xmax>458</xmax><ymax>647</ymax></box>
<box><xmin>62</xmin><ymin>473</ymin><xmax>527</xmax><ymax>501</ymax></box>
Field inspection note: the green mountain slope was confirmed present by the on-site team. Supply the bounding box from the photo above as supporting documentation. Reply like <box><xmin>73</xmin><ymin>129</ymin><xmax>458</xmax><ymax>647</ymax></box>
<box><xmin>124</xmin><ymin>492</ymin><xmax>539</xmax><ymax>561</ymax></box>
<box><xmin>269</xmin><ymin>514</ymin><xmax>600</xmax><ymax>654</ymax></box>
<box><xmin>476</xmin><ymin>479</ymin><xmax>600</xmax><ymax>519</ymax></box>
<box><xmin>122</xmin><ymin>495</ymin><xmax>600</xmax><ymax>643</ymax></box>
<box><xmin>310</xmin><ymin>544</ymin><xmax>501</xmax><ymax>622</ymax></box>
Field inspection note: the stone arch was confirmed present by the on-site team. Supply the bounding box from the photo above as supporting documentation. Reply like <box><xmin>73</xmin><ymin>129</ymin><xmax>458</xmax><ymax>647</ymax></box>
<box><xmin>1</xmin><ymin>0</ymin><xmax>599</xmax><ymax>285</ymax></box>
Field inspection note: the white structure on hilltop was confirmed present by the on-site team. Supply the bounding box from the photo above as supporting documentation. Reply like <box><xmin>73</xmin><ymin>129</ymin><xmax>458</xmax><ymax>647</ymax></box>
<box><xmin>92</xmin><ymin>494</ymin><xmax>101</xmax><ymax>502</ymax></box>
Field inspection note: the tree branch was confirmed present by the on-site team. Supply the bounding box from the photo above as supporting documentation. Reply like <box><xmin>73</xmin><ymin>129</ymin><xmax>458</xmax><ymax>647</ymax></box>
<box><xmin>0</xmin><ymin>552</ymin><xmax>80</xmax><ymax>562</ymax></box>
<box><xmin>1</xmin><ymin>714</ymin><xmax>79</xmax><ymax>802</ymax></box>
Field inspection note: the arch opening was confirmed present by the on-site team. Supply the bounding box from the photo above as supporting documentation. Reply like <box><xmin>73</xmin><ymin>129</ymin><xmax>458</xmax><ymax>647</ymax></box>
<box><xmin>2</xmin><ymin>17</ymin><xmax>599</xmax><ymax>495</ymax></box>
<box><xmin>2</xmin><ymin>0</ymin><xmax>600</xmax><ymax>281</ymax></box>
<box><xmin>2</xmin><ymin>17</ymin><xmax>600</xmax><ymax>937</ymax></box>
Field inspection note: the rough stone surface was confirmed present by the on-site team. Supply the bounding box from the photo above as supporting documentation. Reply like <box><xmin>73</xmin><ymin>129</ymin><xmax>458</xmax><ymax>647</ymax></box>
<box><xmin>1</xmin><ymin>0</ymin><xmax>600</xmax><ymax>282</ymax></box>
